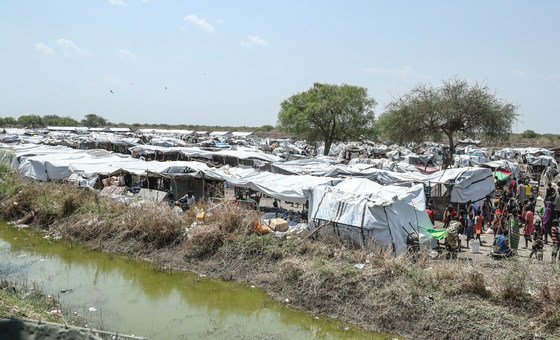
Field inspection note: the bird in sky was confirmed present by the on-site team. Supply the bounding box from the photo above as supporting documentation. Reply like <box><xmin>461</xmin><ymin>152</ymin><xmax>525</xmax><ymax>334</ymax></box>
<box><xmin>109</xmin><ymin>89</ymin><xmax>114</xmax><ymax>94</ymax></box>
<box><xmin>164</xmin><ymin>86</ymin><xmax>168</xmax><ymax>90</ymax></box>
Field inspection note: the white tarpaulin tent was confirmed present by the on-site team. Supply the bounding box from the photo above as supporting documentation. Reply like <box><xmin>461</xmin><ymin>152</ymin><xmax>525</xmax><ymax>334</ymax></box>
<box><xmin>325</xmin><ymin>165</ymin><xmax>495</xmax><ymax>203</ymax></box>
<box><xmin>304</xmin><ymin>178</ymin><xmax>432</xmax><ymax>255</ymax></box>
<box><xmin>6</xmin><ymin>144</ymin><xmax>219</xmax><ymax>184</ymax></box>
<box><xmin>128</xmin><ymin>145</ymin><xmax>282</xmax><ymax>163</ymax></box>
<box><xmin>207</xmin><ymin>166</ymin><xmax>341</xmax><ymax>204</ymax></box>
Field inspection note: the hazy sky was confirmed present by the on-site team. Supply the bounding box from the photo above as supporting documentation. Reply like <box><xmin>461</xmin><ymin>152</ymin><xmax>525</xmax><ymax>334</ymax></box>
<box><xmin>1</xmin><ymin>1</ymin><xmax>559</xmax><ymax>132</ymax></box>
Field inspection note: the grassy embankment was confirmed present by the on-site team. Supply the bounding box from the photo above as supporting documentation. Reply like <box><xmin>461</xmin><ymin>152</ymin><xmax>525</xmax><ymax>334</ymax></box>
<box><xmin>0</xmin><ymin>165</ymin><xmax>559</xmax><ymax>339</ymax></box>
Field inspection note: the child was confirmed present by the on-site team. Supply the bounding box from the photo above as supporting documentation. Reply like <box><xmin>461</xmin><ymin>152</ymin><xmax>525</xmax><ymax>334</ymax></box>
<box><xmin>474</xmin><ymin>209</ymin><xmax>484</xmax><ymax>244</ymax></box>
<box><xmin>523</xmin><ymin>206</ymin><xmax>535</xmax><ymax>248</ymax></box>
<box><xmin>530</xmin><ymin>220</ymin><xmax>544</xmax><ymax>260</ymax></box>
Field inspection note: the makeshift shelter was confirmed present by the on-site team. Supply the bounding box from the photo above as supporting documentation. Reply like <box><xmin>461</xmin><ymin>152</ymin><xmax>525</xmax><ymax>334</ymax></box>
<box><xmin>304</xmin><ymin>178</ymin><xmax>432</xmax><ymax>255</ymax></box>
<box><xmin>6</xmin><ymin>144</ymin><xmax>225</xmax><ymax>199</ymax></box>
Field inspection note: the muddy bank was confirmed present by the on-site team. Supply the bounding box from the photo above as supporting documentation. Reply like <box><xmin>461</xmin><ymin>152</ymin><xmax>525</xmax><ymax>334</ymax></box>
<box><xmin>0</xmin><ymin>280</ymin><xmax>62</xmax><ymax>324</ymax></box>
<box><xmin>1</xmin><ymin>176</ymin><xmax>559</xmax><ymax>339</ymax></box>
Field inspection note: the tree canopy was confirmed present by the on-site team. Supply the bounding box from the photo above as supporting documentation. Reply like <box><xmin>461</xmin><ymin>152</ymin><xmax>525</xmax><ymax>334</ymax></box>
<box><xmin>42</xmin><ymin>115</ymin><xmax>80</xmax><ymax>127</ymax></box>
<box><xmin>521</xmin><ymin>129</ymin><xmax>539</xmax><ymax>139</ymax></box>
<box><xmin>17</xmin><ymin>115</ymin><xmax>44</xmax><ymax>128</ymax></box>
<box><xmin>81</xmin><ymin>114</ymin><xmax>108</xmax><ymax>128</ymax></box>
<box><xmin>0</xmin><ymin>114</ymin><xmax>108</xmax><ymax>128</ymax></box>
<box><xmin>378</xmin><ymin>78</ymin><xmax>518</xmax><ymax>167</ymax></box>
<box><xmin>278</xmin><ymin>83</ymin><xmax>376</xmax><ymax>155</ymax></box>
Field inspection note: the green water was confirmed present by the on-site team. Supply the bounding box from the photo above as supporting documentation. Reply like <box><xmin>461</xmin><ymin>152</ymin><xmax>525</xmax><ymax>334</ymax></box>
<box><xmin>0</xmin><ymin>222</ymin><xmax>391</xmax><ymax>339</ymax></box>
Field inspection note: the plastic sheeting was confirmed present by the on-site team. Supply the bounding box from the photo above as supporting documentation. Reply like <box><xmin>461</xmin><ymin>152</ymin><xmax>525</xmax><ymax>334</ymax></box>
<box><xmin>325</xmin><ymin>165</ymin><xmax>495</xmax><ymax>203</ymax></box>
<box><xmin>6</xmin><ymin>144</ymin><xmax>219</xmax><ymax>185</ymax></box>
<box><xmin>305</xmin><ymin>179</ymin><xmax>432</xmax><ymax>255</ymax></box>
<box><xmin>128</xmin><ymin>145</ymin><xmax>282</xmax><ymax>163</ymax></box>
<box><xmin>207</xmin><ymin>166</ymin><xmax>341</xmax><ymax>204</ymax></box>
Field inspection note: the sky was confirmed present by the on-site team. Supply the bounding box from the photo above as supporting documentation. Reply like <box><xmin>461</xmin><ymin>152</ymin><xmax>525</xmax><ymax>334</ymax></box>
<box><xmin>0</xmin><ymin>1</ymin><xmax>559</xmax><ymax>132</ymax></box>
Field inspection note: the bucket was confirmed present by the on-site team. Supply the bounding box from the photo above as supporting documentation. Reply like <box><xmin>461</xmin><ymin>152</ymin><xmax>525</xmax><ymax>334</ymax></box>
<box><xmin>470</xmin><ymin>241</ymin><xmax>480</xmax><ymax>253</ymax></box>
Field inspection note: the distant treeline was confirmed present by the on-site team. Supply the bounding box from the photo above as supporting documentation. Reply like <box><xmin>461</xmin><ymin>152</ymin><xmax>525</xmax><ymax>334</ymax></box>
<box><xmin>0</xmin><ymin>114</ymin><xmax>278</xmax><ymax>133</ymax></box>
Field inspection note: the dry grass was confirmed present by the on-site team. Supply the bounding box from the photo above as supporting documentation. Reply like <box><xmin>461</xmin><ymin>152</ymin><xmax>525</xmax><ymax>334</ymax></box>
<box><xmin>2</xmin><ymin>175</ymin><xmax>560</xmax><ymax>339</ymax></box>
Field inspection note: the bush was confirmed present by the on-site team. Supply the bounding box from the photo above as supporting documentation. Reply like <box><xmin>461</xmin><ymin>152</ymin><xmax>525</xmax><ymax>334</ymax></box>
<box><xmin>521</xmin><ymin>129</ymin><xmax>539</xmax><ymax>139</ymax></box>
<box><xmin>183</xmin><ymin>224</ymin><xmax>226</xmax><ymax>258</ymax></box>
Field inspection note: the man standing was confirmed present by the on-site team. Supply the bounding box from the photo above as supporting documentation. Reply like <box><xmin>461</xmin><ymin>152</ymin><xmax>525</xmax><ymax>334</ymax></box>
<box><xmin>517</xmin><ymin>181</ymin><xmax>526</xmax><ymax>204</ymax></box>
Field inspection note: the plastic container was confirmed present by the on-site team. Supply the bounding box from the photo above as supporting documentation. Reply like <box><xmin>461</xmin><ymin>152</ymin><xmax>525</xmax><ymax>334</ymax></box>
<box><xmin>470</xmin><ymin>241</ymin><xmax>480</xmax><ymax>253</ymax></box>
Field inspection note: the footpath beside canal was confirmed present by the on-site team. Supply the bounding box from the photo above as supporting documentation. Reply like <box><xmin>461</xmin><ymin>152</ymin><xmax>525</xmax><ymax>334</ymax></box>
<box><xmin>1</xmin><ymin>172</ymin><xmax>559</xmax><ymax>339</ymax></box>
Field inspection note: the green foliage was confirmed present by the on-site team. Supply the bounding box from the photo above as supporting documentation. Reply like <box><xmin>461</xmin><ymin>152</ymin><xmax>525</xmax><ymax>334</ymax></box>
<box><xmin>255</xmin><ymin>124</ymin><xmax>275</xmax><ymax>132</ymax></box>
<box><xmin>81</xmin><ymin>114</ymin><xmax>108</xmax><ymax>127</ymax></box>
<box><xmin>1</xmin><ymin>115</ymin><xmax>82</xmax><ymax>128</ymax></box>
<box><xmin>278</xmin><ymin>83</ymin><xmax>377</xmax><ymax>155</ymax></box>
<box><xmin>378</xmin><ymin>78</ymin><xmax>518</xmax><ymax>165</ymax></box>
<box><xmin>521</xmin><ymin>129</ymin><xmax>539</xmax><ymax>139</ymax></box>
<box><xmin>0</xmin><ymin>117</ymin><xmax>16</xmax><ymax>127</ymax></box>
<box><xmin>16</xmin><ymin>115</ymin><xmax>44</xmax><ymax>128</ymax></box>
<box><xmin>42</xmin><ymin>115</ymin><xmax>79</xmax><ymax>127</ymax></box>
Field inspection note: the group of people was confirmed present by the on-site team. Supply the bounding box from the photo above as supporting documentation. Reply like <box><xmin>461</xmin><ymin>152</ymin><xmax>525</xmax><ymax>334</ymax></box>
<box><xmin>429</xmin><ymin>178</ymin><xmax>560</xmax><ymax>261</ymax></box>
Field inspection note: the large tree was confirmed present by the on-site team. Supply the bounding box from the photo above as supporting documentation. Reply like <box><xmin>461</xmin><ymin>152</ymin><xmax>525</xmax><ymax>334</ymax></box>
<box><xmin>81</xmin><ymin>114</ymin><xmax>108</xmax><ymax>128</ymax></box>
<box><xmin>278</xmin><ymin>83</ymin><xmax>376</xmax><ymax>155</ymax></box>
<box><xmin>378</xmin><ymin>78</ymin><xmax>518</xmax><ymax>167</ymax></box>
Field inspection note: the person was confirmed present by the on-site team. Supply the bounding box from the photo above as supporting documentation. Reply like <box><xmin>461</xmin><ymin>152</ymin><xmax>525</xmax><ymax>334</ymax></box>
<box><xmin>445</xmin><ymin>221</ymin><xmax>461</xmax><ymax>259</ymax></box>
<box><xmin>474</xmin><ymin>209</ymin><xmax>484</xmax><ymax>244</ymax></box>
<box><xmin>554</xmin><ymin>187</ymin><xmax>560</xmax><ymax>217</ymax></box>
<box><xmin>507</xmin><ymin>196</ymin><xmax>517</xmax><ymax>213</ymax></box>
<box><xmin>426</xmin><ymin>204</ymin><xmax>435</xmax><ymax>225</ymax></box>
<box><xmin>509</xmin><ymin>179</ymin><xmax>517</xmax><ymax>197</ymax></box>
<box><xmin>187</xmin><ymin>192</ymin><xmax>196</xmax><ymax>207</ymax></box>
<box><xmin>523</xmin><ymin>206</ymin><xmax>535</xmax><ymax>248</ymax></box>
<box><xmin>458</xmin><ymin>209</ymin><xmax>466</xmax><ymax>251</ymax></box>
<box><xmin>545</xmin><ymin>183</ymin><xmax>556</xmax><ymax>204</ymax></box>
<box><xmin>530</xmin><ymin>220</ymin><xmax>545</xmax><ymax>260</ymax></box>
<box><xmin>508</xmin><ymin>209</ymin><xmax>521</xmax><ymax>253</ymax></box>
<box><xmin>481</xmin><ymin>195</ymin><xmax>494</xmax><ymax>230</ymax></box>
<box><xmin>543</xmin><ymin>201</ymin><xmax>554</xmax><ymax>243</ymax></box>
<box><xmin>443</xmin><ymin>204</ymin><xmax>456</xmax><ymax>228</ymax></box>
<box><xmin>493</xmin><ymin>205</ymin><xmax>503</xmax><ymax>236</ymax></box>
<box><xmin>517</xmin><ymin>181</ymin><xmax>526</xmax><ymax>204</ymax></box>
<box><xmin>464</xmin><ymin>209</ymin><xmax>474</xmax><ymax>249</ymax></box>
<box><xmin>493</xmin><ymin>230</ymin><xmax>513</xmax><ymax>257</ymax></box>
<box><xmin>525</xmin><ymin>181</ymin><xmax>533</xmax><ymax>200</ymax></box>
<box><xmin>551</xmin><ymin>219</ymin><xmax>560</xmax><ymax>263</ymax></box>
<box><xmin>495</xmin><ymin>204</ymin><xmax>508</xmax><ymax>236</ymax></box>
